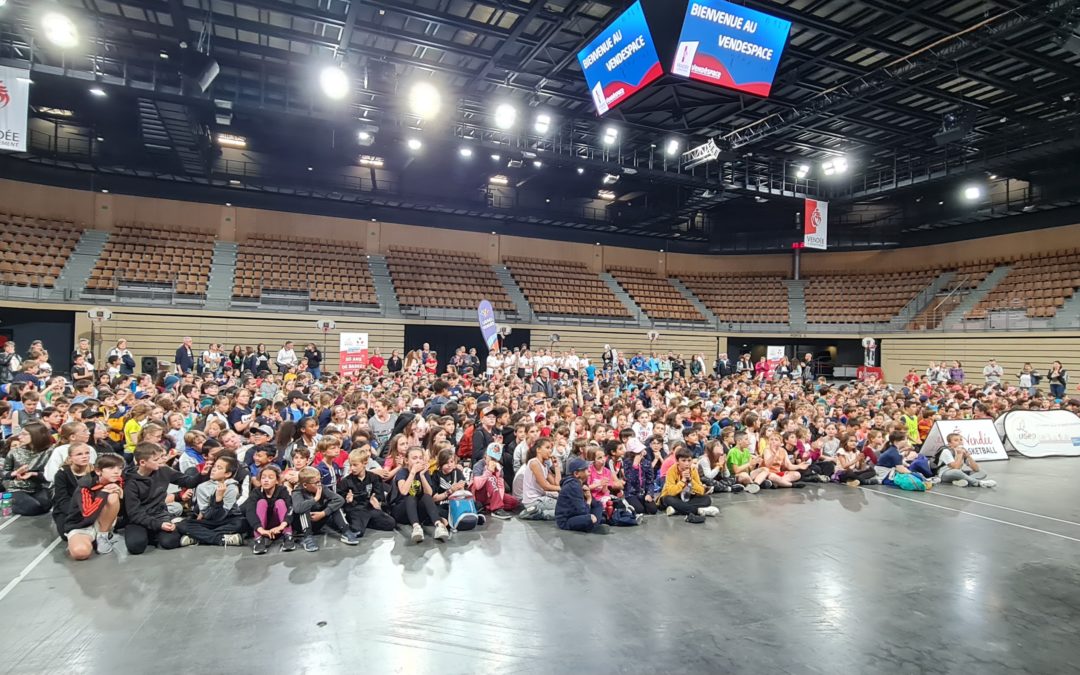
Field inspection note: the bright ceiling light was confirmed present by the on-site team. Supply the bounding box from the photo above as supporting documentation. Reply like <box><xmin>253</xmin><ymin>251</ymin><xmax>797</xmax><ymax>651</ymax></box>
<box><xmin>43</xmin><ymin>12</ymin><xmax>79</xmax><ymax>49</ymax></box>
<box><xmin>217</xmin><ymin>133</ymin><xmax>247</xmax><ymax>149</ymax></box>
<box><xmin>598</xmin><ymin>189</ymin><xmax>616</xmax><ymax>201</ymax></box>
<box><xmin>576</xmin><ymin>167</ymin><xmax>585</xmax><ymax>175</ymax></box>
<box><xmin>602</xmin><ymin>126</ymin><xmax>618</xmax><ymax>145</ymax></box>
<box><xmin>821</xmin><ymin>156</ymin><xmax>848</xmax><ymax>176</ymax></box>
<box><xmin>490</xmin><ymin>153</ymin><xmax>501</xmax><ymax>161</ymax></box>
<box><xmin>359</xmin><ymin>155</ymin><xmax>384</xmax><ymax>168</ymax></box>
<box><xmin>796</xmin><ymin>163</ymin><xmax>810</xmax><ymax>179</ymax></box>
<box><xmin>459</xmin><ymin>146</ymin><xmax>474</xmax><ymax>158</ymax></box>
<box><xmin>963</xmin><ymin>185</ymin><xmax>982</xmax><ymax>201</ymax></box>
<box><xmin>358</xmin><ymin>131</ymin><xmax>372</xmax><ymax>142</ymax></box>
<box><xmin>665</xmin><ymin>139</ymin><xmax>680</xmax><ymax>156</ymax></box>
<box><xmin>89</xmin><ymin>87</ymin><xmax>106</xmax><ymax>97</ymax></box>
<box><xmin>408</xmin><ymin>81</ymin><xmax>441</xmax><ymax>119</ymax></box>
<box><xmin>494</xmin><ymin>103</ymin><xmax>517</xmax><ymax>130</ymax></box>
<box><xmin>533</xmin><ymin>160</ymin><xmax>543</xmax><ymax>169</ymax></box>
<box><xmin>319</xmin><ymin>66</ymin><xmax>350</xmax><ymax>100</ymax></box>
<box><xmin>602</xmin><ymin>173</ymin><xmax>620</xmax><ymax>185</ymax></box>
<box><xmin>489</xmin><ymin>175</ymin><xmax>509</xmax><ymax>186</ymax></box>
<box><xmin>534</xmin><ymin>113</ymin><xmax>551</xmax><ymax>134</ymax></box>
<box><xmin>407</xmin><ymin>138</ymin><xmax>422</xmax><ymax>151</ymax></box>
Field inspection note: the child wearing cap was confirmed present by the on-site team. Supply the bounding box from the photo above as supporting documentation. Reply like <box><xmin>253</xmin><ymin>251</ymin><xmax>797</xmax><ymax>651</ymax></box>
<box><xmin>555</xmin><ymin>457</ymin><xmax>609</xmax><ymax>534</ymax></box>
<box><xmin>471</xmin><ymin>442</ymin><xmax>517</xmax><ymax>520</ymax></box>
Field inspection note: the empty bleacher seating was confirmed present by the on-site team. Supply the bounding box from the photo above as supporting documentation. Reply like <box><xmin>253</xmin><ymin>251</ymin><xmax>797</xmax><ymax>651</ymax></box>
<box><xmin>678</xmin><ymin>273</ymin><xmax>789</xmax><ymax>323</ymax></box>
<box><xmin>386</xmin><ymin>247</ymin><xmax>513</xmax><ymax>312</ymax></box>
<box><xmin>804</xmin><ymin>269</ymin><xmax>936</xmax><ymax>323</ymax></box>
<box><xmin>233</xmin><ymin>234</ymin><xmax>377</xmax><ymax>306</ymax></box>
<box><xmin>966</xmin><ymin>249</ymin><xmax>1080</xmax><ymax>320</ymax></box>
<box><xmin>607</xmin><ymin>266</ymin><xmax>704</xmax><ymax>322</ymax></box>
<box><xmin>506</xmin><ymin>256</ymin><xmax>630</xmax><ymax>318</ymax></box>
<box><xmin>0</xmin><ymin>213</ymin><xmax>81</xmax><ymax>288</ymax></box>
<box><xmin>87</xmin><ymin>223</ymin><xmax>215</xmax><ymax>296</ymax></box>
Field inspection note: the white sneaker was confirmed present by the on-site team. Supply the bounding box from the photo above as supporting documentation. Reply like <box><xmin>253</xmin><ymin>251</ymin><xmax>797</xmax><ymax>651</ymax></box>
<box><xmin>951</xmin><ymin>479</ymin><xmax>969</xmax><ymax>487</ymax></box>
<box><xmin>745</xmin><ymin>483</ymin><xmax>761</xmax><ymax>494</ymax></box>
<box><xmin>665</xmin><ymin>506</ymin><xmax>676</xmax><ymax>516</ymax></box>
<box><xmin>979</xmin><ymin>479</ymin><xmax>997</xmax><ymax>488</ymax></box>
<box><xmin>930</xmin><ymin>476</ymin><xmax>941</xmax><ymax>484</ymax></box>
<box><xmin>179</xmin><ymin>535</ymin><xmax>197</xmax><ymax>547</ymax></box>
<box><xmin>222</xmin><ymin>533</ymin><xmax>243</xmax><ymax>547</ymax></box>
<box><xmin>697</xmin><ymin>505</ymin><xmax>720</xmax><ymax>517</ymax></box>
<box><xmin>433</xmin><ymin>522</ymin><xmax>450</xmax><ymax>542</ymax></box>
<box><xmin>411</xmin><ymin>523</ymin><xmax>424</xmax><ymax>543</ymax></box>
<box><xmin>95</xmin><ymin>532</ymin><xmax>114</xmax><ymax>555</ymax></box>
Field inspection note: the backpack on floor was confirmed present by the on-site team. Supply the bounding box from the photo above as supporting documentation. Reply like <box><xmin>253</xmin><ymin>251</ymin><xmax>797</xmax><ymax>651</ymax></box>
<box><xmin>608</xmin><ymin>507</ymin><xmax>639</xmax><ymax>527</ymax></box>
<box><xmin>448</xmin><ymin>490</ymin><xmax>479</xmax><ymax>531</ymax></box>
<box><xmin>892</xmin><ymin>472</ymin><xmax>926</xmax><ymax>492</ymax></box>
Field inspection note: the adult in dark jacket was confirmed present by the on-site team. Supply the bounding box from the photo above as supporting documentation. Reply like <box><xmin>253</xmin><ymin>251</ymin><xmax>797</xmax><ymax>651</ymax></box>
<box><xmin>123</xmin><ymin>443</ymin><xmax>208</xmax><ymax>554</ymax></box>
<box><xmin>555</xmin><ymin>458</ymin><xmax>606</xmax><ymax>533</ymax></box>
<box><xmin>174</xmin><ymin>337</ymin><xmax>195</xmax><ymax>375</ymax></box>
<box><xmin>531</xmin><ymin>368</ymin><xmax>557</xmax><ymax>399</ymax></box>
<box><xmin>0</xmin><ymin>341</ymin><xmax>18</xmax><ymax>384</ymax></box>
<box><xmin>303</xmin><ymin>344</ymin><xmax>323</xmax><ymax>381</ymax></box>
<box><xmin>714</xmin><ymin>353</ymin><xmax>732</xmax><ymax>377</ymax></box>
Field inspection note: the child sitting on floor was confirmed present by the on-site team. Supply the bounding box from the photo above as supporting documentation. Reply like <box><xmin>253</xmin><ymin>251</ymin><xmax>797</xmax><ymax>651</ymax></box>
<box><xmin>470</xmin><ymin>443</ymin><xmax>518</xmax><ymax>519</ymax></box>
<box><xmin>244</xmin><ymin>465</ymin><xmax>295</xmax><ymax>554</ymax></box>
<box><xmin>181</xmin><ymin>454</ymin><xmax>245</xmax><ymax>547</ymax></box>
<box><xmin>659</xmin><ymin>447</ymin><xmax>719</xmax><ymax>522</ymax></box>
<box><xmin>124</xmin><ymin>442</ymin><xmax>209</xmax><ymax>555</ymax></box>
<box><xmin>292</xmin><ymin>466</ymin><xmax>355</xmax><ymax>551</ymax></box>
<box><xmin>935</xmin><ymin>433</ymin><xmax>997</xmax><ymax>488</ymax></box>
<box><xmin>389</xmin><ymin>446</ymin><xmax>451</xmax><ymax>544</ymax></box>
<box><xmin>339</xmin><ymin>447</ymin><xmax>397</xmax><ymax>538</ymax></box>
<box><xmin>64</xmin><ymin>453</ymin><xmax>125</xmax><ymax>560</ymax></box>
<box><xmin>555</xmin><ymin>457</ymin><xmax>609</xmax><ymax>534</ymax></box>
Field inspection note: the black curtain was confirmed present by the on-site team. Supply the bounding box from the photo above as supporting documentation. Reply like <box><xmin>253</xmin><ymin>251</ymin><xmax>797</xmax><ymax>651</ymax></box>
<box><xmin>0</xmin><ymin>308</ymin><xmax>75</xmax><ymax>375</ymax></box>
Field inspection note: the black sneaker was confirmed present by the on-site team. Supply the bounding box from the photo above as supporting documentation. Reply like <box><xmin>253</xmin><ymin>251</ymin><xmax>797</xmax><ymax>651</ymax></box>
<box><xmin>491</xmin><ymin>509</ymin><xmax>513</xmax><ymax>520</ymax></box>
<box><xmin>761</xmin><ymin>479</ymin><xmax>775</xmax><ymax>489</ymax></box>
<box><xmin>302</xmin><ymin>535</ymin><xmax>319</xmax><ymax>552</ymax></box>
<box><xmin>592</xmin><ymin>523</ymin><xmax>612</xmax><ymax>534</ymax></box>
<box><xmin>685</xmin><ymin>513</ymin><xmax>706</xmax><ymax>524</ymax></box>
<box><xmin>792</xmin><ymin>481</ymin><xmax>807</xmax><ymax>489</ymax></box>
<box><xmin>252</xmin><ymin>536</ymin><xmax>270</xmax><ymax>555</ymax></box>
<box><xmin>280</xmin><ymin>537</ymin><xmax>297</xmax><ymax>552</ymax></box>
<box><xmin>730</xmin><ymin>484</ymin><xmax>745</xmax><ymax>493</ymax></box>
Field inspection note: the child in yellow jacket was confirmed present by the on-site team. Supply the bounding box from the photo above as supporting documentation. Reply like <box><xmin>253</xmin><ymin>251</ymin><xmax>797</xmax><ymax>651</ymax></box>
<box><xmin>659</xmin><ymin>447</ymin><xmax>719</xmax><ymax>521</ymax></box>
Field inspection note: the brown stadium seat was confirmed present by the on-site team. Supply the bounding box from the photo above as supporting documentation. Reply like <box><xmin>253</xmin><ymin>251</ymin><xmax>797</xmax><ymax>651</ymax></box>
<box><xmin>504</xmin><ymin>256</ymin><xmax>629</xmax><ymax>318</ymax></box>
<box><xmin>232</xmin><ymin>234</ymin><xmax>378</xmax><ymax>306</ymax></box>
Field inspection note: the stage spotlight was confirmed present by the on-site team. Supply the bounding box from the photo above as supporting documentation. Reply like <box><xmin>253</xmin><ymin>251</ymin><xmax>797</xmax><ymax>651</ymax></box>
<box><xmin>407</xmin><ymin>138</ymin><xmax>422</xmax><ymax>151</ymax></box>
<box><xmin>320</xmin><ymin>66</ymin><xmax>350</xmax><ymax>100</ymax></box>
<box><xmin>534</xmin><ymin>113</ymin><xmax>551</xmax><ymax>134</ymax></box>
<box><xmin>409</xmin><ymin>81</ymin><xmax>441</xmax><ymax>119</ymax></box>
<box><xmin>43</xmin><ymin>11</ymin><xmax>79</xmax><ymax>49</ymax></box>
<box><xmin>459</xmin><ymin>146</ymin><xmax>474</xmax><ymax>158</ymax></box>
<box><xmin>358</xmin><ymin>131</ymin><xmax>372</xmax><ymax>142</ymax></box>
<box><xmin>796</xmin><ymin>164</ymin><xmax>810</xmax><ymax>179</ymax></box>
<box><xmin>494</xmin><ymin>103</ymin><xmax>517</xmax><ymax>130</ymax></box>
<box><xmin>821</xmin><ymin>156</ymin><xmax>848</xmax><ymax>176</ymax></box>
<box><xmin>602</xmin><ymin>127</ymin><xmax>618</xmax><ymax>145</ymax></box>
<box><xmin>963</xmin><ymin>185</ymin><xmax>982</xmax><ymax>201</ymax></box>
<box><xmin>665</xmin><ymin>138</ymin><xmax>680</xmax><ymax>156</ymax></box>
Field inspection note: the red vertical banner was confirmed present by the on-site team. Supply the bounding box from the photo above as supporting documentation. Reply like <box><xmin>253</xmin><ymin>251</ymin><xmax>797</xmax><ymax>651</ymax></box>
<box><xmin>804</xmin><ymin>199</ymin><xmax>828</xmax><ymax>250</ymax></box>
<box><xmin>339</xmin><ymin>332</ymin><xmax>369</xmax><ymax>377</ymax></box>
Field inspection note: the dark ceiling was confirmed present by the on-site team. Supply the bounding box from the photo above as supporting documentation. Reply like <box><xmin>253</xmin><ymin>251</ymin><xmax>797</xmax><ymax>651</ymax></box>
<box><xmin>2</xmin><ymin>0</ymin><xmax>1080</xmax><ymax>253</ymax></box>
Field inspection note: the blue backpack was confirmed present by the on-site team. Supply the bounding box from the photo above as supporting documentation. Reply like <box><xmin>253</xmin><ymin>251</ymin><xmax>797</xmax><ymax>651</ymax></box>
<box><xmin>891</xmin><ymin>472</ymin><xmax>926</xmax><ymax>492</ymax></box>
<box><xmin>448</xmin><ymin>491</ymin><xmax>480</xmax><ymax>531</ymax></box>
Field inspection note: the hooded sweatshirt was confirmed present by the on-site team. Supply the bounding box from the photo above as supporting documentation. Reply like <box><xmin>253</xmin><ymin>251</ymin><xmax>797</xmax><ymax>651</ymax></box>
<box><xmin>123</xmin><ymin>465</ymin><xmax>207</xmax><ymax>531</ymax></box>
<box><xmin>194</xmin><ymin>478</ymin><xmax>240</xmax><ymax>525</ymax></box>
<box><xmin>554</xmin><ymin>473</ymin><xmax>589</xmax><ymax>529</ymax></box>
<box><xmin>64</xmin><ymin>473</ymin><xmax>120</xmax><ymax>533</ymax></box>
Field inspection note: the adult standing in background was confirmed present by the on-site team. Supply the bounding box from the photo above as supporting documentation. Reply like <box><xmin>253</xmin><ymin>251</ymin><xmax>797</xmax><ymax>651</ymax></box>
<box><xmin>368</xmin><ymin>347</ymin><xmax>386</xmax><ymax>373</ymax></box>
<box><xmin>801</xmin><ymin>353</ymin><xmax>814</xmax><ymax>384</ymax></box>
<box><xmin>982</xmin><ymin>358</ymin><xmax>1003</xmax><ymax>388</ymax></box>
<box><xmin>948</xmin><ymin>360</ymin><xmax>965</xmax><ymax>383</ymax></box>
<box><xmin>276</xmin><ymin>341</ymin><xmax>298</xmax><ymax>373</ymax></box>
<box><xmin>173</xmin><ymin>337</ymin><xmax>194</xmax><ymax>375</ymax></box>
<box><xmin>714</xmin><ymin>352</ymin><xmax>731</xmax><ymax>377</ymax></box>
<box><xmin>72</xmin><ymin>338</ymin><xmax>95</xmax><ymax>370</ymax></box>
<box><xmin>1047</xmin><ymin>361</ymin><xmax>1068</xmax><ymax>400</ymax></box>
<box><xmin>386</xmin><ymin>349</ymin><xmax>402</xmax><ymax>373</ymax></box>
<box><xmin>109</xmin><ymin>339</ymin><xmax>137</xmax><ymax>375</ymax></box>
<box><xmin>304</xmin><ymin>343</ymin><xmax>323</xmax><ymax>381</ymax></box>
<box><xmin>0</xmin><ymin>341</ymin><xmax>20</xmax><ymax>384</ymax></box>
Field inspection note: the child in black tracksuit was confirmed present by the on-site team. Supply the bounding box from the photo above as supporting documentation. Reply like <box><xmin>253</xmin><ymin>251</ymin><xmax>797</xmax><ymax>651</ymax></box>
<box><xmin>555</xmin><ymin>457</ymin><xmax>608</xmax><ymax>534</ymax></box>
<box><xmin>181</xmin><ymin>454</ymin><xmax>245</xmax><ymax>546</ymax></box>
<box><xmin>339</xmin><ymin>447</ymin><xmax>396</xmax><ymax>538</ymax></box>
<box><xmin>292</xmin><ymin>466</ymin><xmax>354</xmax><ymax>552</ymax></box>
<box><xmin>124</xmin><ymin>442</ymin><xmax>209</xmax><ymax>555</ymax></box>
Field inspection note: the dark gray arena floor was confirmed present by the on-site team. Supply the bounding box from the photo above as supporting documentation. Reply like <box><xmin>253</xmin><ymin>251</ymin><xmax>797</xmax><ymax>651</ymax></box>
<box><xmin>1</xmin><ymin>457</ymin><xmax>1079</xmax><ymax>674</ymax></box>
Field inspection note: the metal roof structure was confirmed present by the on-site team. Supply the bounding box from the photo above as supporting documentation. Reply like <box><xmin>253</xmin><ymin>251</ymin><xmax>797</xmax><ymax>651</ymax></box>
<box><xmin>2</xmin><ymin>0</ymin><xmax>1079</xmax><ymax>252</ymax></box>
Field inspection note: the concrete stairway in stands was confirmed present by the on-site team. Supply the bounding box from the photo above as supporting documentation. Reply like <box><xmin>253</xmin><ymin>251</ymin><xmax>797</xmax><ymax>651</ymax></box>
<box><xmin>60</xmin><ymin>229</ymin><xmax>110</xmax><ymax>301</ymax></box>
<box><xmin>784</xmin><ymin>280</ymin><xmax>807</xmax><ymax>331</ymax></box>
<box><xmin>889</xmin><ymin>271</ymin><xmax>955</xmax><ymax>329</ymax></box>
<box><xmin>367</xmin><ymin>254</ymin><xmax>400</xmax><ymax>316</ymax></box>
<box><xmin>669</xmin><ymin>277</ymin><xmax>718</xmax><ymax>325</ymax></box>
<box><xmin>494</xmin><ymin>265</ymin><xmax>532</xmax><ymax>319</ymax></box>
<box><xmin>1050</xmin><ymin>288</ymin><xmax>1080</xmax><ymax>328</ymax></box>
<box><xmin>204</xmin><ymin>241</ymin><xmax>237</xmax><ymax>310</ymax></box>
<box><xmin>600</xmin><ymin>272</ymin><xmax>650</xmax><ymax>326</ymax></box>
<box><xmin>942</xmin><ymin>264</ymin><xmax>1012</xmax><ymax>327</ymax></box>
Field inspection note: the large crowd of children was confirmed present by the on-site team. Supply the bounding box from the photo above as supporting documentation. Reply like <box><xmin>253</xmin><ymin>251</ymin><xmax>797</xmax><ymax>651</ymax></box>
<box><xmin>0</xmin><ymin>336</ymin><xmax>1076</xmax><ymax>559</ymax></box>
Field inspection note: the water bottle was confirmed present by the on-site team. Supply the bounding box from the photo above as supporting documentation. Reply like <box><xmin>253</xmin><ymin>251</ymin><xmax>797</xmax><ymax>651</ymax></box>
<box><xmin>1</xmin><ymin>493</ymin><xmax>12</xmax><ymax>517</ymax></box>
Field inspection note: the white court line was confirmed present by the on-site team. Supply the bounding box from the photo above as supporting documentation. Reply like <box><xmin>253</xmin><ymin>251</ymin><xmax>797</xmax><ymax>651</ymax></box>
<box><xmin>0</xmin><ymin>515</ymin><xmax>21</xmax><ymax>532</ymax></box>
<box><xmin>0</xmin><ymin>538</ymin><xmax>61</xmax><ymax>604</ymax></box>
<box><xmin>858</xmin><ymin>488</ymin><xmax>1080</xmax><ymax>544</ymax></box>
<box><xmin>919</xmin><ymin>490</ymin><xmax>1080</xmax><ymax>528</ymax></box>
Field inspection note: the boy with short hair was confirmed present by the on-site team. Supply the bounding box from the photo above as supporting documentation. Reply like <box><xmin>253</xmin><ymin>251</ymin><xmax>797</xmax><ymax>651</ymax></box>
<box><xmin>292</xmin><ymin>466</ymin><xmax>355</xmax><ymax>551</ymax></box>
<box><xmin>180</xmin><ymin>454</ymin><xmax>245</xmax><ymax>547</ymax></box>
<box><xmin>554</xmin><ymin>457</ymin><xmax>609</xmax><ymax>534</ymax></box>
<box><xmin>316</xmin><ymin>438</ymin><xmax>344</xmax><ymax>492</ymax></box>
<box><xmin>65</xmin><ymin>453</ymin><xmax>126</xmax><ymax>560</ymax></box>
<box><xmin>659</xmin><ymin>447</ymin><xmax>719</xmax><ymax>521</ymax></box>
<box><xmin>339</xmin><ymin>447</ymin><xmax>396</xmax><ymax>538</ymax></box>
<box><xmin>936</xmin><ymin>433</ymin><xmax>997</xmax><ymax>488</ymax></box>
<box><xmin>123</xmin><ymin>442</ymin><xmax>209</xmax><ymax>555</ymax></box>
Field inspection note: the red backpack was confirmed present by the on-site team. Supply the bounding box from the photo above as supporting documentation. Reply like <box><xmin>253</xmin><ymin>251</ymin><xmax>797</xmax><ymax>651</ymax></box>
<box><xmin>456</xmin><ymin>421</ymin><xmax>475</xmax><ymax>460</ymax></box>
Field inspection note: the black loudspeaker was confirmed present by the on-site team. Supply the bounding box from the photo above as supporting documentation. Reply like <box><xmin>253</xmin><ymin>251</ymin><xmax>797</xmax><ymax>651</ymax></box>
<box><xmin>141</xmin><ymin>356</ymin><xmax>158</xmax><ymax>375</ymax></box>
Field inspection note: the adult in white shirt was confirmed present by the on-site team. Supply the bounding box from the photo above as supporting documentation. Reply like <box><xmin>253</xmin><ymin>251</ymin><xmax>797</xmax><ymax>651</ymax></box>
<box><xmin>982</xmin><ymin>359</ymin><xmax>1004</xmax><ymax>387</ymax></box>
<box><xmin>276</xmin><ymin>340</ymin><xmax>298</xmax><ymax>373</ymax></box>
<box><xmin>487</xmin><ymin>352</ymin><xmax>501</xmax><ymax>377</ymax></box>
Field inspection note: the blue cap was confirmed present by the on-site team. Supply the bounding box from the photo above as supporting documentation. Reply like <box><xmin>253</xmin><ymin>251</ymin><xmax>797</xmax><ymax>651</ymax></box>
<box><xmin>568</xmin><ymin>457</ymin><xmax>589</xmax><ymax>474</ymax></box>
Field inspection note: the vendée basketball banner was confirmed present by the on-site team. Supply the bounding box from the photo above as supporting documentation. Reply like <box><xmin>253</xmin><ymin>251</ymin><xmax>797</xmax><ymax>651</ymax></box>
<box><xmin>671</xmin><ymin>0</ymin><xmax>791</xmax><ymax>97</ymax></box>
<box><xmin>0</xmin><ymin>66</ymin><xmax>31</xmax><ymax>152</ymax></box>
<box><xmin>576</xmin><ymin>0</ymin><xmax>663</xmax><ymax>116</ymax></box>
<box><xmin>477</xmin><ymin>300</ymin><xmax>499</xmax><ymax>350</ymax></box>
<box><xmin>921</xmin><ymin>420</ymin><xmax>1009</xmax><ymax>462</ymax></box>
<box><xmin>804</xmin><ymin>198</ymin><xmax>828</xmax><ymax>250</ymax></box>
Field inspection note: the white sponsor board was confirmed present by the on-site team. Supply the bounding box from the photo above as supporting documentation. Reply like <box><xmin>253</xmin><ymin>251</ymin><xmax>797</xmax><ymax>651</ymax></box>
<box><xmin>0</xmin><ymin>66</ymin><xmax>31</xmax><ymax>152</ymax></box>
<box><xmin>995</xmin><ymin>410</ymin><xmax>1080</xmax><ymax>458</ymax></box>
<box><xmin>921</xmin><ymin>419</ymin><xmax>1009</xmax><ymax>461</ymax></box>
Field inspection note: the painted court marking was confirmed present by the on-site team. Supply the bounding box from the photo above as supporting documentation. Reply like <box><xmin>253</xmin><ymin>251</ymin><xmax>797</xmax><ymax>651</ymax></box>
<box><xmin>919</xmin><ymin>490</ymin><xmax>1080</xmax><ymax>528</ymax></box>
<box><xmin>859</xmin><ymin>488</ymin><xmax>1080</xmax><ymax>544</ymax></box>
<box><xmin>0</xmin><ymin>537</ymin><xmax>61</xmax><ymax>604</ymax></box>
<box><xmin>0</xmin><ymin>515</ymin><xmax>21</xmax><ymax>532</ymax></box>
